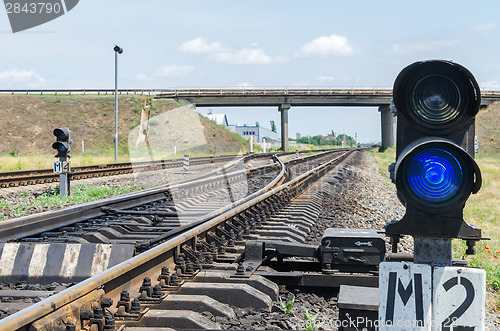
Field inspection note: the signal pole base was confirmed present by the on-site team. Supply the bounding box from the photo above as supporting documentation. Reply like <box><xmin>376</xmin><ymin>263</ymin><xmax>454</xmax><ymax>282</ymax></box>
<box><xmin>414</xmin><ymin>237</ymin><xmax>452</xmax><ymax>266</ymax></box>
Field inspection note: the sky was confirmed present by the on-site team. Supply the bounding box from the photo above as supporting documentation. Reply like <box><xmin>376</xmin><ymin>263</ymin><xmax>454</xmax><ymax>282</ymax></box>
<box><xmin>1</xmin><ymin>0</ymin><xmax>500</xmax><ymax>143</ymax></box>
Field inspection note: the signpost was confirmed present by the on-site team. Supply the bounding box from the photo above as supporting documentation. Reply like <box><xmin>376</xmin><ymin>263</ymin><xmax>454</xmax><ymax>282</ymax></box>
<box><xmin>52</xmin><ymin>128</ymin><xmax>72</xmax><ymax>196</ymax></box>
<box><xmin>53</xmin><ymin>161</ymin><xmax>70</xmax><ymax>174</ymax></box>
<box><xmin>380</xmin><ymin>61</ymin><xmax>486</xmax><ymax>330</ymax></box>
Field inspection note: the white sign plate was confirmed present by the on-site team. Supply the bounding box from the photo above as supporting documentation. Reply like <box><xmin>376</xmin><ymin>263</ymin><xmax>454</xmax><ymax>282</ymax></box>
<box><xmin>433</xmin><ymin>266</ymin><xmax>486</xmax><ymax>331</ymax></box>
<box><xmin>379</xmin><ymin>262</ymin><xmax>432</xmax><ymax>330</ymax></box>
<box><xmin>53</xmin><ymin>161</ymin><xmax>62</xmax><ymax>174</ymax></box>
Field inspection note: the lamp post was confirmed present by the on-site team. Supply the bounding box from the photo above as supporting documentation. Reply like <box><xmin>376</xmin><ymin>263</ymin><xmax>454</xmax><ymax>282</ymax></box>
<box><xmin>114</xmin><ymin>45</ymin><xmax>123</xmax><ymax>162</ymax></box>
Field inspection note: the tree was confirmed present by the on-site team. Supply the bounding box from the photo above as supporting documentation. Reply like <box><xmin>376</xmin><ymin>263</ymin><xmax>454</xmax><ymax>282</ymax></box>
<box><xmin>270</xmin><ymin>121</ymin><xmax>277</xmax><ymax>133</ymax></box>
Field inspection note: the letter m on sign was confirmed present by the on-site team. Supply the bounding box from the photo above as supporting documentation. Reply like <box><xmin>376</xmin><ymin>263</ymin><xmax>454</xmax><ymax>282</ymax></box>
<box><xmin>379</xmin><ymin>262</ymin><xmax>432</xmax><ymax>331</ymax></box>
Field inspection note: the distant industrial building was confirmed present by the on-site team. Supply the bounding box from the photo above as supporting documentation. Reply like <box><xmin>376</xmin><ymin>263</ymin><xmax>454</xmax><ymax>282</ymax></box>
<box><xmin>202</xmin><ymin>111</ymin><xmax>280</xmax><ymax>143</ymax></box>
<box><xmin>203</xmin><ymin>111</ymin><xmax>229</xmax><ymax>127</ymax></box>
<box><xmin>227</xmin><ymin>124</ymin><xmax>280</xmax><ymax>143</ymax></box>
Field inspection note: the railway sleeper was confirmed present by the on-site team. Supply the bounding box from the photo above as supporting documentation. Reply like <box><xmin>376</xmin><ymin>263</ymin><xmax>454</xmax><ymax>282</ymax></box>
<box><xmin>0</xmin><ymin>243</ymin><xmax>135</xmax><ymax>284</ymax></box>
<box><xmin>107</xmin><ymin>228</ymin><xmax>384</xmax><ymax>330</ymax></box>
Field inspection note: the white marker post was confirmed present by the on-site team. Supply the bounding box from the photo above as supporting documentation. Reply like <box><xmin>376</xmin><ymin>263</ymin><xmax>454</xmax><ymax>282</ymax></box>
<box><xmin>183</xmin><ymin>154</ymin><xmax>189</xmax><ymax>172</ymax></box>
<box><xmin>379</xmin><ymin>258</ymin><xmax>486</xmax><ymax>330</ymax></box>
<box><xmin>379</xmin><ymin>262</ymin><xmax>432</xmax><ymax>330</ymax></box>
<box><xmin>262</xmin><ymin>137</ymin><xmax>267</xmax><ymax>153</ymax></box>
<box><xmin>433</xmin><ymin>266</ymin><xmax>485</xmax><ymax>330</ymax></box>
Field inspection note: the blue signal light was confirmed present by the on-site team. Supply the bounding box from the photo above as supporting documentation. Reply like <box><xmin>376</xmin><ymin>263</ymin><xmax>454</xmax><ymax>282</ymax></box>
<box><xmin>406</xmin><ymin>149</ymin><xmax>463</xmax><ymax>203</ymax></box>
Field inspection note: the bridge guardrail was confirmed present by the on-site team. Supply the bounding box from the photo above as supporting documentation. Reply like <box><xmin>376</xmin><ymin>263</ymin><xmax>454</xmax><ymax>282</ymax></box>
<box><xmin>0</xmin><ymin>88</ymin><xmax>499</xmax><ymax>99</ymax></box>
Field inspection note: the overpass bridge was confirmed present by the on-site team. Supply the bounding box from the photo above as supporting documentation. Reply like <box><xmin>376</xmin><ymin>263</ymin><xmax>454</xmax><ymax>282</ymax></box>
<box><xmin>156</xmin><ymin>88</ymin><xmax>500</xmax><ymax>151</ymax></box>
<box><xmin>1</xmin><ymin>88</ymin><xmax>497</xmax><ymax>152</ymax></box>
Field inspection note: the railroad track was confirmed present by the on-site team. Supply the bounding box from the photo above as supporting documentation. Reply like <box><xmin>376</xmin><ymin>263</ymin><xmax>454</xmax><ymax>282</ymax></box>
<box><xmin>0</xmin><ymin>155</ymin><xmax>242</xmax><ymax>188</ymax></box>
<box><xmin>0</xmin><ymin>148</ymin><xmax>391</xmax><ymax>330</ymax></box>
<box><xmin>0</xmin><ymin>150</ymin><xmax>332</xmax><ymax>188</ymax></box>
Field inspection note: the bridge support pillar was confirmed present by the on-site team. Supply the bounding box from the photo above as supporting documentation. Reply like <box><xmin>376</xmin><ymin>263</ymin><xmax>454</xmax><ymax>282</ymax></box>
<box><xmin>379</xmin><ymin>105</ymin><xmax>396</xmax><ymax>151</ymax></box>
<box><xmin>279</xmin><ymin>104</ymin><xmax>290</xmax><ymax>151</ymax></box>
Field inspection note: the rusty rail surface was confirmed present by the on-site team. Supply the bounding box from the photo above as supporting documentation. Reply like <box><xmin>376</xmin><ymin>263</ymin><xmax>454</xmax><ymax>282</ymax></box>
<box><xmin>0</xmin><ymin>148</ymin><xmax>355</xmax><ymax>330</ymax></box>
<box><xmin>0</xmin><ymin>149</ymin><xmax>345</xmax><ymax>243</ymax></box>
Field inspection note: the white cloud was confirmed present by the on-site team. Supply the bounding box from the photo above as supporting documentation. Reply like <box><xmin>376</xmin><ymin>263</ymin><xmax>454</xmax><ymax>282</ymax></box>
<box><xmin>0</xmin><ymin>68</ymin><xmax>46</xmax><ymax>87</ymax></box>
<box><xmin>392</xmin><ymin>40</ymin><xmax>458</xmax><ymax>54</ymax></box>
<box><xmin>295</xmin><ymin>34</ymin><xmax>354</xmax><ymax>58</ymax></box>
<box><xmin>179</xmin><ymin>37</ymin><xmax>226</xmax><ymax>54</ymax></box>
<box><xmin>481</xmin><ymin>81</ymin><xmax>500</xmax><ymax>89</ymax></box>
<box><xmin>179</xmin><ymin>37</ymin><xmax>285</xmax><ymax>64</ymax></box>
<box><xmin>154</xmin><ymin>65</ymin><xmax>195</xmax><ymax>77</ymax></box>
<box><xmin>136</xmin><ymin>65</ymin><xmax>195</xmax><ymax>81</ymax></box>
<box><xmin>136</xmin><ymin>73</ymin><xmax>149</xmax><ymax>81</ymax></box>
<box><xmin>214</xmin><ymin>48</ymin><xmax>276</xmax><ymax>64</ymax></box>
<box><xmin>316</xmin><ymin>76</ymin><xmax>335</xmax><ymax>84</ymax></box>
<box><xmin>474</xmin><ymin>22</ymin><xmax>497</xmax><ymax>31</ymax></box>
<box><xmin>235</xmin><ymin>82</ymin><xmax>255</xmax><ymax>88</ymax></box>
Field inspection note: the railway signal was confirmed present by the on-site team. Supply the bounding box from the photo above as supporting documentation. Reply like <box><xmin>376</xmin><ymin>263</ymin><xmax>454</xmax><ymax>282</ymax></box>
<box><xmin>52</xmin><ymin>128</ymin><xmax>72</xmax><ymax>158</ymax></box>
<box><xmin>385</xmin><ymin>60</ymin><xmax>482</xmax><ymax>241</ymax></box>
<box><xmin>380</xmin><ymin>61</ymin><xmax>486</xmax><ymax>331</ymax></box>
<box><xmin>52</xmin><ymin>128</ymin><xmax>72</xmax><ymax>196</ymax></box>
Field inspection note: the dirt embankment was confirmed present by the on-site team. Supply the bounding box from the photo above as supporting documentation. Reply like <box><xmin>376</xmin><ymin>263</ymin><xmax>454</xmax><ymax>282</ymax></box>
<box><xmin>476</xmin><ymin>103</ymin><xmax>500</xmax><ymax>157</ymax></box>
<box><xmin>0</xmin><ymin>95</ymin><xmax>249</xmax><ymax>156</ymax></box>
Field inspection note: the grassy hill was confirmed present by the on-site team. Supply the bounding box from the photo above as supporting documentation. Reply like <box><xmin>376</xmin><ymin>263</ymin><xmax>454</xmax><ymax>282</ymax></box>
<box><xmin>476</xmin><ymin>103</ymin><xmax>500</xmax><ymax>158</ymax></box>
<box><xmin>0</xmin><ymin>95</ymin><xmax>250</xmax><ymax>164</ymax></box>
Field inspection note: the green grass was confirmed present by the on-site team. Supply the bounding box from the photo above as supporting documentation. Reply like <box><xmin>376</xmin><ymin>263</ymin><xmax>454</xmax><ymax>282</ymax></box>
<box><xmin>0</xmin><ymin>153</ymin><xmax>131</xmax><ymax>171</ymax></box>
<box><xmin>302</xmin><ymin>309</ymin><xmax>324</xmax><ymax>330</ymax></box>
<box><xmin>366</xmin><ymin>147</ymin><xmax>395</xmax><ymax>180</ymax></box>
<box><xmin>279</xmin><ymin>294</ymin><xmax>295</xmax><ymax>313</ymax></box>
<box><xmin>12</xmin><ymin>203</ymin><xmax>27</xmax><ymax>217</ymax></box>
<box><xmin>32</xmin><ymin>184</ymin><xmax>144</xmax><ymax>207</ymax></box>
<box><xmin>3</xmin><ymin>184</ymin><xmax>144</xmax><ymax>219</ymax></box>
<box><xmin>0</xmin><ymin>200</ymin><xmax>10</xmax><ymax>209</ymax></box>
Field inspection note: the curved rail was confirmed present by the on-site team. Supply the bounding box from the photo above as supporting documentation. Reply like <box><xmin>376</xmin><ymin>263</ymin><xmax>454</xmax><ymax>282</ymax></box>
<box><xmin>0</xmin><ymin>160</ymin><xmax>279</xmax><ymax>242</ymax></box>
<box><xmin>0</xmin><ymin>150</ymin><xmax>331</xmax><ymax>188</ymax></box>
<box><xmin>0</xmin><ymin>155</ymin><xmax>287</xmax><ymax>330</ymax></box>
<box><xmin>0</xmin><ymin>149</ymin><xmax>354</xmax><ymax>330</ymax></box>
<box><xmin>0</xmin><ymin>149</ymin><xmax>343</xmax><ymax>242</ymax></box>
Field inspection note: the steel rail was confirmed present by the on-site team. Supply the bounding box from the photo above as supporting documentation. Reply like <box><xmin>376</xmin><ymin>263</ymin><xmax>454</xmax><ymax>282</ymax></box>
<box><xmin>0</xmin><ymin>149</ymin><xmax>353</xmax><ymax>330</ymax></box>
<box><xmin>0</xmin><ymin>149</ymin><xmax>339</xmax><ymax>241</ymax></box>
<box><xmin>0</xmin><ymin>154</ymin><xmax>241</xmax><ymax>188</ymax></box>
<box><xmin>0</xmin><ymin>161</ymin><xmax>277</xmax><ymax>242</ymax></box>
<box><xmin>0</xmin><ymin>156</ymin><xmax>287</xmax><ymax>330</ymax></box>
<box><xmin>0</xmin><ymin>150</ymin><xmax>329</xmax><ymax>188</ymax></box>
